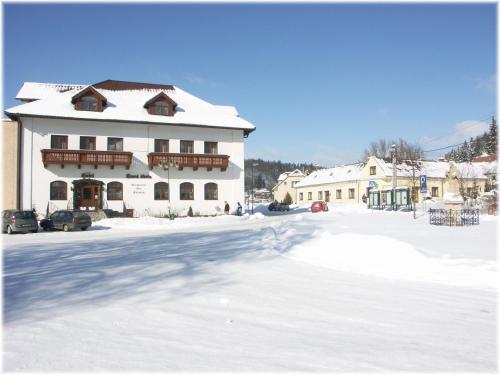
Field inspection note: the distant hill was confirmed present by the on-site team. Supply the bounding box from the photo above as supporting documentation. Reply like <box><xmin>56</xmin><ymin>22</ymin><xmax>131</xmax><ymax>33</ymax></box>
<box><xmin>244</xmin><ymin>158</ymin><xmax>319</xmax><ymax>191</ymax></box>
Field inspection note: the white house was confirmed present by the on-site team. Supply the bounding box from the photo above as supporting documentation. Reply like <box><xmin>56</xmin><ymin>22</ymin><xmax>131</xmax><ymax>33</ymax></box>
<box><xmin>271</xmin><ymin>169</ymin><xmax>306</xmax><ymax>203</ymax></box>
<box><xmin>4</xmin><ymin>80</ymin><xmax>256</xmax><ymax>217</ymax></box>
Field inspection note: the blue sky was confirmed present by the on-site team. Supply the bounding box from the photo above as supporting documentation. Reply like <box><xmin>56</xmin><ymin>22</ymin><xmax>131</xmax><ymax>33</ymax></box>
<box><xmin>3</xmin><ymin>3</ymin><xmax>496</xmax><ymax>166</ymax></box>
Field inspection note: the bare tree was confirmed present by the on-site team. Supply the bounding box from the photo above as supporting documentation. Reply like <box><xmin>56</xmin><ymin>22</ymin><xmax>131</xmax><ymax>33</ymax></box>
<box><xmin>362</xmin><ymin>138</ymin><xmax>423</xmax><ymax>162</ymax></box>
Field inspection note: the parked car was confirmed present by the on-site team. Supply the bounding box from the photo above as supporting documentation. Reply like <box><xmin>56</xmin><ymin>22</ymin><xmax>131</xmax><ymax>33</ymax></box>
<box><xmin>268</xmin><ymin>201</ymin><xmax>290</xmax><ymax>211</ymax></box>
<box><xmin>40</xmin><ymin>210</ymin><xmax>92</xmax><ymax>232</ymax></box>
<box><xmin>2</xmin><ymin>210</ymin><xmax>39</xmax><ymax>234</ymax></box>
<box><xmin>310</xmin><ymin>201</ymin><xmax>329</xmax><ymax>212</ymax></box>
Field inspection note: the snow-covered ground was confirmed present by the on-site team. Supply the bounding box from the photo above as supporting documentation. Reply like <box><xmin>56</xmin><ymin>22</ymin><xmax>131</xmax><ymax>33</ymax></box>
<box><xmin>2</xmin><ymin>204</ymin><xmax>497</xmax><ymax>371</ymax></box>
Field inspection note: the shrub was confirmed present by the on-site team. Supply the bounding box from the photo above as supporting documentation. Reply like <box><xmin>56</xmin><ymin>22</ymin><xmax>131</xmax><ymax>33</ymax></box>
<box><xmin>283</xmin><ymin>192</ymin><xmax>293</xmax><ymax>205</ymax></box>
<box><xmin>187</xmin><ymin>206</ymin><xmax>194</xmax><ymax>217</ymax></box>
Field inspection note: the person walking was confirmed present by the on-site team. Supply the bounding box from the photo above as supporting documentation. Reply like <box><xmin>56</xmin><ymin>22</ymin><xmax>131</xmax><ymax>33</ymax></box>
<box><xmin>224</xmin><ymin>201</ymin><xmax>230</xmax><ymax>215</ymax></box>
<box><xmin>236</xmin><ymin>202</ymin><xmax>242</xmax><ymax>216</ymax></box>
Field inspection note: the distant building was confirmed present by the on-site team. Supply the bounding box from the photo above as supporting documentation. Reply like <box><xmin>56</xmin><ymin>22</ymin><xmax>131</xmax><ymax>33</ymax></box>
<box><xmin>295</xmin><ymin>156</ymin><xmax>494</xmax><ymax>205</ymax></box>
<box><xmin>271</xmin><ymin>169</ymin><xmax>306</xmax><ymax>203</ymax></box>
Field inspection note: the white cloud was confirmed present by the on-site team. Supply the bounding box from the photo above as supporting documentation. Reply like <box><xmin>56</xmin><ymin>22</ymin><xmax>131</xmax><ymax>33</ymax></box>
<box><xmin>418</xmin><ymin>120</ymin><xmax>489</xmax><ymax>157</ymax></box>
<box><xmin>474</xmin><ymin>74</ymin><xmax>497</xmax><ymax>94</ymax></box>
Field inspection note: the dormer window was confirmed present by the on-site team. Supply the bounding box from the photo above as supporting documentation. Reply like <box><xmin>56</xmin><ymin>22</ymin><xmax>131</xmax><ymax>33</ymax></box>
<box><xmin>144</xmin><ymin>92</ymin><xmax>177</xmax><ymax>116</ymax></box>
<box><xmin>80</xmin><ymin>96</ymin><xmax>98</xmax><ymax>111</ymax></box>
<box><xmin>71</xmin><ymin>86</ymin><xmax>107</xmax><ymax>112</ymax></box>
<box><xmin>153</xmin><ymin>101</ymin><xmax>169</xmax><ymax>116</ymax></box>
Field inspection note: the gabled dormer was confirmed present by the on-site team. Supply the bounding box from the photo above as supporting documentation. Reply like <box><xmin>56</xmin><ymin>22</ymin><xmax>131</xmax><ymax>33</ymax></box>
<box><xmin>144</xmin><ymin>92</ymin><xmax>177</xmax><ymax>116</ymax></box>
<box><xmin>71</xmin><ymin>86</ymin><xmax>107</xmax><ymax>112</ymax></box>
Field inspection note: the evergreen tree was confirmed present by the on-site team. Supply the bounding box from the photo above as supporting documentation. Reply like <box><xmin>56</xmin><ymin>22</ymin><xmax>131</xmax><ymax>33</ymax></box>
<box><xmin>486</xmin><ymin>117</ymin><xmax>497</xmax><ymax>154</ymax></box>
<box><xmin>283</xmin><ymin>192</ymin><xmax>293</xmax><ymax>205</ymax></box>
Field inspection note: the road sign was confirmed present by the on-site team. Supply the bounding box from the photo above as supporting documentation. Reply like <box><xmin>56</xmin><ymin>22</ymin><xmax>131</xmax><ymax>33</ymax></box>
<box><xmin>420</xmin><ymin>175</ymin><xmax>427</xmax><ymax>193</ymax></box>
<box><xmin>369</xmin><ymin>180</ymin><xmax>377</xmax><ymax>188</ymax></box>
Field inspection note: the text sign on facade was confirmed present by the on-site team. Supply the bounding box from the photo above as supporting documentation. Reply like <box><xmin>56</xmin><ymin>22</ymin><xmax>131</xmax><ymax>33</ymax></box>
<box><xmin>420</xmin><ymin>175</ymin><xmax>427</xmax><ymax>193</ymax></box>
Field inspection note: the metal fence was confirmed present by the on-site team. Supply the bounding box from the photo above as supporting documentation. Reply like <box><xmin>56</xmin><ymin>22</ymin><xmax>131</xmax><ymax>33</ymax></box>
<box><xmin>429</xmin><ymin>208</ymin><xmax>480</xmax><ymax>226</ymax></box>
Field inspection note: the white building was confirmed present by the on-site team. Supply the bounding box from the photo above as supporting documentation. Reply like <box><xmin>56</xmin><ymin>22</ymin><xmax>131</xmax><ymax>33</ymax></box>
<box><xmin>4</xmin><ymin>80</ymin><xmax>256</xmax><ymax>217</ymax></box>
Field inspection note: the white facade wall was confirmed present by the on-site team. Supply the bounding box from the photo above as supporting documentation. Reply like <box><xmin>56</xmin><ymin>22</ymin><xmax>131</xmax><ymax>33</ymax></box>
<box><xmin>20</xmin><ymin>117</ymin><xmax>245</xmax><ymax>217</ymax></box>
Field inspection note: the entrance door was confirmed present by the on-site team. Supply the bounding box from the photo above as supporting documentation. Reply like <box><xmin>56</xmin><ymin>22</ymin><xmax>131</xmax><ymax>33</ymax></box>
<box><xmin>325</xmin><ymin>191</ymin><xmax>330</xmax><ymax>202</ymax></box>
<box><xmin>78</xmin><ymin>183</ymin><xmax>100</xmax><ymax>210</ymax></box>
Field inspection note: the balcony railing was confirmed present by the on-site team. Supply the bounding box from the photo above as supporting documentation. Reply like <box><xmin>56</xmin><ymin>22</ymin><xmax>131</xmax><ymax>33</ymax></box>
<box><xmin>147</xmin><ymin>152</ymin><xmax>229</xmax><ymax>171</ymax></box>
<box><xmin>41</xmin><ymin>149</ymin><xmax>133</xmax><ymax>169</ymax></box>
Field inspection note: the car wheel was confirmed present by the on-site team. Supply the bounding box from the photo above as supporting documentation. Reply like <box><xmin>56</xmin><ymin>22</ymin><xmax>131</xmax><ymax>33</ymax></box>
<box><xmin>81</xmin><ymin>227</ymin><xmax>87</xmax><ymax>231</ymax></box>
<box><xmin>31</xmin><ymin>228</ymin><xmax>38</xmax><ymax>233</ymax></box>
<box><xmin>63</xmin><ymin>224</ymin><xmax>69</xmax><ymax>232</ymax></box>
<box><xmin>7</xmin><ymin>225</ymin><xmax>13</xmax><ymax>235</ymax></box>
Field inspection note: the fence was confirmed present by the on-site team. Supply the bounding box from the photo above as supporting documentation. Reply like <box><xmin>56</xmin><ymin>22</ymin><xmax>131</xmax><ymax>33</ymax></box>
<box><xmin>429</xmin><ymin>208</ymin><xmax>480</xmax><ymax>226</ymax></box>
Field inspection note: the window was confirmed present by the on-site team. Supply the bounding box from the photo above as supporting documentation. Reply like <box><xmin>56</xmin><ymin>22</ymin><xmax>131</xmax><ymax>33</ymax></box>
<box><xmin>155</xmin><ymin>139</ymin><xmax>169</xmax><ymax>153</ymax></box>
<box><xmin>108</xmin><ymin>138</ymin><xmax>123</xmax><ymax>151</ymax></box>
<box><xmin>80</xmin><ymin>136</ymin><xmax>96</xmax><ymax>150</ymax></box>
<box><xmin>80</xmin><ymin>96</ymin><xmax>98</xmax><ymax>111</ymax></box>
<box><xmin>50</xmin><ymin>181</ymin><xmax>67</xmax><ymax>200</ymax></box>
<box><xmin>299</xmin><ymin>192</ymin><xmax>303</xmax><ymax>200</ymax></box>
<box><xmin>431</xmin><ymin>187</ymin><xmax>439</xmax><ymax>197</ymax></box>
<box><xmin>291</xmin><ymin>181</ymin><xmax>297</xmax><ymax>187</ymax></box>
<box><xmin>349</xmin><ymin>188</ymin><xmax>355</xmax><ymax>199</ymax></box>
<box><xmin>154</xmin><ymin>182</ymin><xmax>169</xmax><ymax>200</ymax></box>
<box><xmin>153</xmin><ymin>101</ymin><xmax>169</xmax><ymax>116</ymax></box>
<box><xmin>204</xmin><ymin>183</ymin><xmax>218</xmax><ymax>200</ymax></box>
<box><xmin>180</xmin><ymin>182</ymin><xmax>194</xmax><ymax>200</ymax></box>
<box><xmin>51</xmin><ymin>135</ymin><xmax>68</xmax><ymax>149</ymax></box>
<box><xmin>336</xmin><ymin>189</ymin><xmax>342</xmax><ymax>199</ymax></box>
<box><xmin>180</xmin><ymin>140</ymin><xmax>194</xmax><ymax>154</ymax></box>
<box><xmin>318</xmin><ymin>191</ymin><xmax>323</xmax><ymax>200</ymax></box>
<box><xmin>204</xmin><ymin>142</ymin><xmax>218</xmax><ymax>154</ymax></box>
<box><xmin>107</xmin><ymin>182</ymin><xmax>123</xmax><ymax>200</ymax></box>
<box><xmin>325</xmin><ymin>191</ymin><xmax>330</xmax><ymax>202</ymax></box>
<box><xmin>308</xmin><ymin>192</ymin><xmax>312</xmax><ymax>200</ymax></box>
<box><xmin>370</xmin><ymin>166</ymin><xmax>376</xmax><ymax>175</ymax></box>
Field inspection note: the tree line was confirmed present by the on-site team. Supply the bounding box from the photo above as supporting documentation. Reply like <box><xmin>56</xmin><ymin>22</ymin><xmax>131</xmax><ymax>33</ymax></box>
<box><xmin>444</xmin><ymin>117</ymin><xmax>497</xmax><ymax>162</ymax></box>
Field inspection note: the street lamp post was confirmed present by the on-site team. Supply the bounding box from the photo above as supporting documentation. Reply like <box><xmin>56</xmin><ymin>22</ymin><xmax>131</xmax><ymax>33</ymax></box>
<box><xmin>391</xmin><ymin>144</ymin><xmax>397</xmax><ymax>210</ymax></box>
<box><xmin>251</xmin><ymin>162</ymin><xmax>259</xmax><ymax>214</ymax></box>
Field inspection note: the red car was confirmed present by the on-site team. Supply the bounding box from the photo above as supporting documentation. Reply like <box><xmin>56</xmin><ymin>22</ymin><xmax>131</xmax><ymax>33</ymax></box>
<box><xmin>310</xmin><ymin>201</ymin><xmax>329</xmax><ymax>212</ymax></box>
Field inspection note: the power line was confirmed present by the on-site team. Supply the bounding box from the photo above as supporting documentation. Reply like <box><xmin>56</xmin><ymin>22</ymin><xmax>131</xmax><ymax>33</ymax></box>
<box><xmin>422</xmin><ymin>142</ymin><xmax>465</xmax><ymax>153</ymax></box>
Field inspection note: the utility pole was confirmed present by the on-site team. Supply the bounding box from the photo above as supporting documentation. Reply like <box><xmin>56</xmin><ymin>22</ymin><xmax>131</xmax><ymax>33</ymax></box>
<box><xmin>391</xmin><ymin>144</ymin><xmax>397</xmax><ymax>210</ymax></box>
<box><xmin>412</xmin><ymin>163</ymin><xmax>416</xmax><ymax>219</ymax></box>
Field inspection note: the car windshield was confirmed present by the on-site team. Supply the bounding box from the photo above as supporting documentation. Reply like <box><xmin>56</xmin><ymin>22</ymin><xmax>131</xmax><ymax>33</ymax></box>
<box><xmin>15</xmin><ymin>211</ymin><xmax>36</xmax><ymax>219</ymax></box>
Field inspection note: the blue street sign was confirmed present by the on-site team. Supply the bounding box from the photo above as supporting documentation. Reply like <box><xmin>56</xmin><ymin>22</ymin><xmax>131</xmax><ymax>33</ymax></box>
<box><xmin>369</xmin><ymin>180</ymin><xmax>377</xmax><ymax>188</ymax></box>
<box><xmin>420</xmin><ymin>175</ymin><xmax>427</xmax><ymax>193</ymax></box>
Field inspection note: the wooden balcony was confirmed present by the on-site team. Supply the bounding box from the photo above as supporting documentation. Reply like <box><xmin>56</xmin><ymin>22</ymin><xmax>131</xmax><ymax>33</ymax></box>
<box><xmin>41</xmin><ymin>149</ymin><xmax>133</xmax><ymax>169</ymax></box>
<box><xmin>147</xmin><ymin>152</ymin><xmax>229</xmax><ymax>171</ymax></box>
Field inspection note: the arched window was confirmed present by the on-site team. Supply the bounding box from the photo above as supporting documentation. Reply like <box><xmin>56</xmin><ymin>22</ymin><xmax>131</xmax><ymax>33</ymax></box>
<box><xmin>204</xmin><ymin>183</ymin><xmax>218</xmax><ymax>200</ymax></box>
<box><xmin>154</xmin><ymin>182</ymin><xmax>169</xmax><ymax>200</ymax></box>
<box><xmin>50</xmin><ymin>181</ymin><xmax>67</xmax><ymax>200</ymax></box>
<box><xmin>180</xmin><ymin>182</ymin><xmax>194</xmax><ymax>200</ymax></box>
<box><xmin>107</xmin><ymin>182</ymin><xmax>123</xmax><ymax>200</ymax></box>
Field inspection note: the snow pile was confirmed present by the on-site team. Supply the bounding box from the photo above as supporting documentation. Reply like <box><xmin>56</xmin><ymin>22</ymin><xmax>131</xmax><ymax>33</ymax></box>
<box><xmin>284</xmin><ymin>231</ymin><xmax>496</xmax><ymax>288</ymax></box>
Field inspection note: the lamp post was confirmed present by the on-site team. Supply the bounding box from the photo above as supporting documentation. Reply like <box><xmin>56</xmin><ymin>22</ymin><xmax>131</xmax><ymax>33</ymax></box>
<box><xmin>251</xmin><ymin>162</ymin><xmax>259</xmax><ymax>214</ymax></box>
<box><xmin>391</xmin><ymin>144</ymin><xmax>397</xmax><ymax>210</ymax></box>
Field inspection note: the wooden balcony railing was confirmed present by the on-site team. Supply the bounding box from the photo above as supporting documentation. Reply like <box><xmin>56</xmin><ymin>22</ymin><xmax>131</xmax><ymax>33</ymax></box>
<box><xmin>41</xmin><ymin>149</ymin><xmax>133</xmax><ymax>169</ymax></box>
<box><xmin>147</xmin><ymin>152</ymin><xmax>229</xmax><ymax>171</ymax></box>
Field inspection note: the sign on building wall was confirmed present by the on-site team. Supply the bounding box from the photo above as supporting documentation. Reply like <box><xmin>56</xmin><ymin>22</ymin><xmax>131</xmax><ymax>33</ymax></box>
<box><xmin>420</xmin><ymin>175</ymin><xmax>427</xmax><ymax>193</ymax></box>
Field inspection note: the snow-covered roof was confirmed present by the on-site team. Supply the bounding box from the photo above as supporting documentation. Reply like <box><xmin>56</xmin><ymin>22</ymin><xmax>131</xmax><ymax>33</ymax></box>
<box><xmin>6</xmin><ymin>81</ymin><xmax>256</xmax><ymax>133</ymax></box>
<box><xmin>277</xmin><ymin>169</ymin><xmax>305</xmax><ymax>182</ymax></box>
<box><xmin>296</xmin><ymin>163</ymin><xmax>364</xmax><ymax>188</ymax></box>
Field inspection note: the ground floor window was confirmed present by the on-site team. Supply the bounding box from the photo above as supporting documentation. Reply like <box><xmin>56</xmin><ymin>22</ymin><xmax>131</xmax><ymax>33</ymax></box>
<box><xmin>431</xmin><ymin>186</ymin><xmax>439</xmax><ymax>197</ymax></box>
<box><xmin>154</xmin><ymin>182</ymin><xmax>169</xmax><ymax>200</ymax></box>
<box><xmin>180</xmin><ymin>182</ymin><xmax>194</xmax><ymax>200</ymax></box>
<box><xmin>205</xmin><ymin>183</ymin><xmax>218</xmax><ymax>200</ymax></box>
<box><xmin>299</xmin><ymin>192</ymin><xmax>303</xmax><ymax>200</ymax></box>
<box><xmin>50</xmin><ymin>181</ymin><xmax>67</xmax><ymax>200</ymax></box>
<box><xmin>336</xmin><ymin>189</ymin><xmax>342</xmax><ymax>199</ymax></box>
<box><xmin>318</xmin><ymin>191</ymin><xmax>323</xmax><ymax>200</ymax></box>
<box><xmin>308</xmin><ymin>192</ymin><xmax>312</xmax><ymax>200</ymax></box>
<box><xmin>107</xmin><ymin>181</ymin><xmax>123</xmax><ymax>200</ymax></box>
<box><xmin>348</xmin><ymin>188</ymin><xmax>355</xmax><ymax>199</ymax></box>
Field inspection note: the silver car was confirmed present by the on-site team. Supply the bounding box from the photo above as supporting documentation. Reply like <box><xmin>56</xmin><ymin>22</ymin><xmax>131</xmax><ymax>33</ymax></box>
<box><xmin>2</xmin><ymin>210</ymin><xmax>39</xmax><ymax>234</ymax></box>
